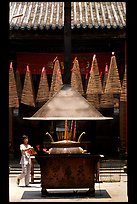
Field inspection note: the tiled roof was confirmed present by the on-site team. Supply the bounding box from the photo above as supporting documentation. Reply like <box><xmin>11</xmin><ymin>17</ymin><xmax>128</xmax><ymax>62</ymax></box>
<box><xmin>9</xmin><ymin>2</ymin><xmax>126</xmax><ymax>30</ymax></box>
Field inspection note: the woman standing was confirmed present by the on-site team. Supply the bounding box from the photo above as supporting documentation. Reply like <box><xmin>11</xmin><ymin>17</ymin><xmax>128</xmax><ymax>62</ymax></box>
<box><xmin>16</xmin><ymin>135</ymin><xmax>33</xmax><ymax>187</ymax></box>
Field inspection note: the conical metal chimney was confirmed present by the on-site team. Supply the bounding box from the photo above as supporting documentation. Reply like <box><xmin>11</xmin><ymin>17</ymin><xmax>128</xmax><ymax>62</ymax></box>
<box><xmin>24</xmin><ymin>84</ymin><xmax>113</xmax><ymax>120</ymax></box>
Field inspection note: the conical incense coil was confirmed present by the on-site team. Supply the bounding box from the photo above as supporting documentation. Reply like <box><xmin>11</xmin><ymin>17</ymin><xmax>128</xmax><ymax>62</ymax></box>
<box><xmin>9</xmin><ymin>62</ymin><xmax>19</xmax><ymax>108</ymax></box>
<box><xmin>15</xmin><ymin>69</ymin><xmax>22</xmax><ymax>100</ymax></box>
<box><xmin>71</xmin><ymin>57</ymin><xmax>84</xmax><ymax>95</ymax></box>
<box><xmin>105</xmin><ymin>53</ymin><xmax>121</xmax><ymax>94</ymax></box>
<box><xmin>120</xmin><ymin>66</ymin><xmax>127</xmax><ymax>102</ymax></box>
<box><xmin>86</xmin><ymin>93</ymin><xmax>100</xmax><ymax>109</ymax></box>
<box><xmin>21</xmin><ymin>65</ymin><xmax>35</xmax><ymax>107</ymax></box>
<box><xmin>102</xmin><ymin>63</ymin><xmax>109</xmax><ymax>92</ymax></box>
<box><xmin>100</xmin><ymin>93</ymin><xmax>114</xmax><ymax>108</ymax></box>
<box><xmin>49</xmin><ymin>58</ymin><xmax>63</xmax><ymax>98</ymax></box>
<box><xmin>86</xmin><ymin>69</ymin><xmax>97</xmax><ymax>94</ymax></box>
<box><xmin>86</xmin><ymin>54</ymin><xmax>103</xmax><ymax>95</ymax></box>
<box><xmin>36</xmin><ymin>67</ymin><xmax>49</xmax><ymax>103</ymax></box>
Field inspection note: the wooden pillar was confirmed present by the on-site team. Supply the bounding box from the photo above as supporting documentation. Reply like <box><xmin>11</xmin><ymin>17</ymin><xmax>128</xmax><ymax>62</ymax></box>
<box><xmin>64</xmin><ymin>2</ymin><xmax>71</xmax><ymax>84</ymax></box>
<box><xmin>124</xmin><ymin>40</ymin><xmax>127</xmax><ymax>156</ymax></box>
<box><xmin>119</xmin><ymin>39</ymin><xmax>127</xmax><ymax>157</ymax></box>
<box><xmin>120</xmin><ymin>101</ymin><xmax>127</xmax><ymax>155</ymax></box>
<box><xmin>9</xmin><ymin>108</ymin><xmax>14</xmax><ymax>154</ymax></box>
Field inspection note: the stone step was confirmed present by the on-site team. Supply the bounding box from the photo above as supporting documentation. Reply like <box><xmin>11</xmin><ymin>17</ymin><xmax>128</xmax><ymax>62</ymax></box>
<box><xmin>9</xmin><ymin>167</ymin><xmax>126</xmax><ymax>175</ymax></box>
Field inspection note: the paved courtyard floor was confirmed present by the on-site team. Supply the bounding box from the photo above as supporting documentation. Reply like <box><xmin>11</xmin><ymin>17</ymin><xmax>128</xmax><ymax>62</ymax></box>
<box><xmin>9</xmin><ymin>174</ymin><xmax>128</xmax><ymax>202</ymax></box>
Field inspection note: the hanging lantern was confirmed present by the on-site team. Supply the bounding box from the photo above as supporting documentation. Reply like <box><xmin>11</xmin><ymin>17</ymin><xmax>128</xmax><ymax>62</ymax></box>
<box><xmin>49</xmin><ymin>58</ymin><xmax>63</xmax><ymax>98</ymax></box>
<box><xmin>71</xmin><ymin>57</ymin><xmax>84</xmax><ymax>95</ymax></box>
<box><xmin>36</xmin><ymin>67</ymin><xmax>49</xmax><ymax>103</ymax></box>
<box><xmin>21</xmin><ymin>65</ymin><xmax>35</xmax><ymax>107</ymax></box>
<box><xmin>9</xmin><ymin>62</ymin><xmax>19</xmax><ymax>108</ymax></box>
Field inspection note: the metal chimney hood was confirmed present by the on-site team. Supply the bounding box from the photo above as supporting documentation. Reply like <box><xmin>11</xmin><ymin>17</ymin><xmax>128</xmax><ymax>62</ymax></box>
<box><xmin>23</xmin><ymin>84</ymin><xmax>113</xmax><ymax>120</ymax></box>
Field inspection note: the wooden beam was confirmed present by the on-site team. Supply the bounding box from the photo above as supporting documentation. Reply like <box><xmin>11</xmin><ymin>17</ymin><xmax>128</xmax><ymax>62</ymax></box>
<box><xmin>9</xmin><ymin>28</ymin><xmax>126</xmax><ymax>41</ymax></box>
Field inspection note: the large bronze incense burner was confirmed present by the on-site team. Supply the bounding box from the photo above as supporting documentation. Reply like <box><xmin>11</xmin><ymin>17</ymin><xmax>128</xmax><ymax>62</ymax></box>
<box><xmin>24</xmin><ymin>84</ymin><xmax>112</xmax><ymax>196</ymax></box>
<box><xmin>35</xmin><ymin>131</ymin><xmax>100</xmax><ymax>196</ymax></box>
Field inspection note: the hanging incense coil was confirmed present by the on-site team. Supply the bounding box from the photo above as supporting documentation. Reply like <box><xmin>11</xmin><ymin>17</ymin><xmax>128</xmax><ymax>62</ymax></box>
<box><xmin>102</xmin><ymin>63</ymin><xmax>109</xmax><ymax>92</ymax></box>
<box><xmin>86</xmin><ymin>55</ymin><xmax>103</xmax><ymax>109</ymax></box>
<box><xmin>101</xmin><ymin>62</ymin><xmax>114</xmax><ymax>108</ymax></box>
<box><xmin>71</xmin><ymin>57</ymin><xmax>84</xmax><ymax>95</ymax></box>
<box><xmin>9</xmin><ymin>62</ymin><xmax>19</xmax><ymax>108</ymax></box>
<box><xmin>36</xmin><ymin>67</ymin><xmax>49</xmax><ymax>103</ymax></box>
<box><xmin>86</xmin><ymin>70</ymin><xmax>97</xmax><ymax>94</ymax></box>
<box><xmin>86</xmin><ymin>55</ymin><xmax>103</xmax><ymax>95</ymax></box>
<box><xmin>86</xmin><ymin>94</ymin><xmax>100</xmax><ymax>109</ymax></box>
<box><xmin>100</xmin><ymin>92</ymin><xmax>114</xmax><ymax>108</ymax></box>
<box><xmin>15</xmin><ymin>69</ymin><xmax>22</xmax><ymax>100</ymax></box>
<box><xmin>120</xmin><ymin>66</ymin><xmax>127</xmax><ymax>102</ymax></box>
<box><xmin>49</xmin><ymin>58</ymin><xmax>63</xmax><ymax>99</ymax></box>
<box><xmin>105</xmin><ymin>53</ymin><xmax>121</xmax><ymax>94</ymax></box>
<box><xmin>86</xmin><ymin>54</ymin><xmax>103</xmax><ymax>94</ymax></box>
<box><xmin>21</xmin><ymin>65</ymin><xmax>35</xmax><ymax>107</ymax></box>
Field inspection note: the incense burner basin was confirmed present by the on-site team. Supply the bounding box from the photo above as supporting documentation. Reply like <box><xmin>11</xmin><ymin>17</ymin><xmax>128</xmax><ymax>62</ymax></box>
<box><xmin>47</xmin><ymin>140</ymin><xmax>87</xmax><ymax>154</ymax></box>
